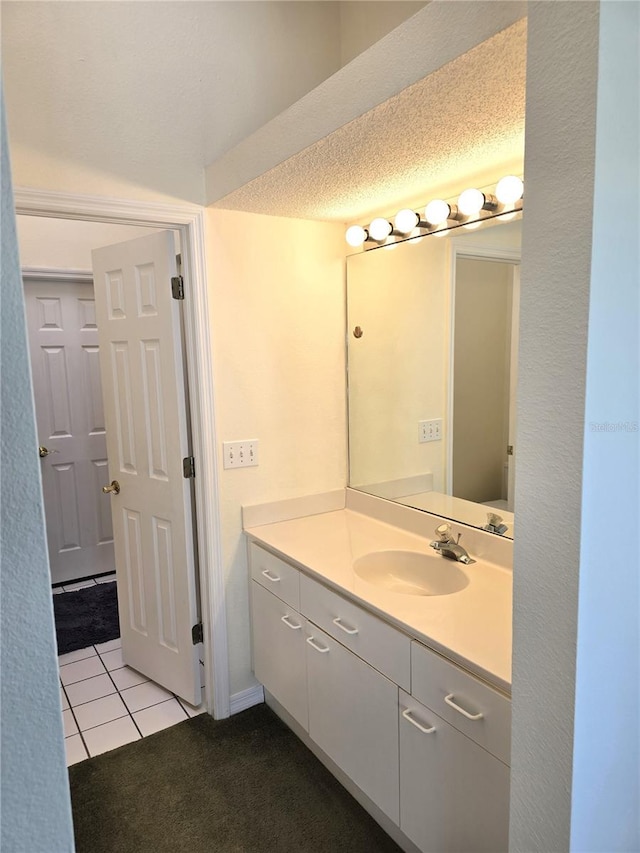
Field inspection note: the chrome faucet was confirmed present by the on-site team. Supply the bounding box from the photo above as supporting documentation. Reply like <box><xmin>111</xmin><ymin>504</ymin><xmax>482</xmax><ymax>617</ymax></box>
<box><xmin>430</xmin><ymin>523</ymin><xmax>476</xmax><ymax>565</ymax></box>
<box><xmin>483</xmin><ymin>512</ymin><xmax>509</xmax><ymax>536</ymax></box>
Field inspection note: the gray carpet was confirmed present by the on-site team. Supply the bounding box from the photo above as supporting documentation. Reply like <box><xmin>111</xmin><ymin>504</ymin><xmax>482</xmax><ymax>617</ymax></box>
<box><xmin>69</xmin><ymin>703</ymin><xmax>402</xmax><ymax>853</ymax></box>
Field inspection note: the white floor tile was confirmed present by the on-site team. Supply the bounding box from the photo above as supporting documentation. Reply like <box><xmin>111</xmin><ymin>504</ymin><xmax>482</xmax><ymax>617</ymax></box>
<box><xmin>177</xmin><ymin>696</ymin><xmax>206</xmax><ymax>718</ymax></box>
<box><xmin>99</xmin><ymin>648</ymin><xmax>124</xmax><ymax>671</ymax></box>
<box><xmin>110</xmin><ymin>665</ymin><xmax>148</xmax><ymax>692</ymax></box>
<box><xmin>58</xmin><ymin>646</ymin><xmax>97</xmax><ymax>666</ymax></box>
<box><xmin>65</xmin><ymin>673</ymin><xmax>116</xmax><ymax>707</ymax></box>
<box><xmin>95</xmin><ymin>637</ymin><xmax>121</xmax><ymax>654</ymax></box>
<box><xmin>60</xmin><ymin>655</ymin><xmax>106</xmax><ymax>686</ymax></box>
<box><xmin>65</xmin><ymin>734</ymin><xmax>88</xmax><ymax>766</ymax></box>
<box><xmin>62</xmin><ymin>708</ymin><xmax>78</xmax><ymax>737</ymax></box>
<box><xmin>60</xmin><ymin>687</ymin><xmax>69</xmax><ymax>711</ymax></box>
<box><xmin>83</xmin><ymin>716</ymin><xmax>140</xmax><ymax>757</ymax></box>
<box><xmin>63</xmin><ymin>579</ymin><xmax>97</xmax><ymax>591</ymax></box>
<box><xmin>73</xmin><ymin>693</ymin><xmax>129</xmax><ymax>732</ymax></box>
<box><xmin>94</xmin><ymin>573</ymin><xmax>117</xmax><ymax>584</ymax></box>
<box><xmin>133</xmin><ymin>698</ymin><xmax>188</xmax><ymax>736</ymax></box>
<box><xmin>121</xmin><ymin>680</ymin><xmax>173</xmax><ymax>713</ymax></box>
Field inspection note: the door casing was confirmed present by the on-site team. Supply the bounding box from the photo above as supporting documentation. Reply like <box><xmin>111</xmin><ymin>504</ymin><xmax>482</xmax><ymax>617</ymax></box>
<box><xmin>15</xmin><ymin>188</ymin><xmax>230</xmax><ymax>720</ymax></box>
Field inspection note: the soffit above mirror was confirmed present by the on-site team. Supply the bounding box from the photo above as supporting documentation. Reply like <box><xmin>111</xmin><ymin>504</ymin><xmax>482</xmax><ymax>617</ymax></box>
<box><xmin>207</xmin><ymin>16</ymin><xmax>526</xmax><ymax>222</ymax></box>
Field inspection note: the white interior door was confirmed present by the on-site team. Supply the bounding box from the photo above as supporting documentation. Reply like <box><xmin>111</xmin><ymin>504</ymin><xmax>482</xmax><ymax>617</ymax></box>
<box><xmin>92</xmin><ymin>231</ymin><xmax>201</xmax><ymax>706</ymax></box>
<box><xmin>24</xmin><ymin>278</ymin><xmax>115</xmax><ymax>585</ymax></box>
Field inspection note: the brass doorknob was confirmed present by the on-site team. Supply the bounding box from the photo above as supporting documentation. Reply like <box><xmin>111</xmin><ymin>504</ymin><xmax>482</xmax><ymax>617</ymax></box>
<box><xmin>39</xmin><ymin>446</ymin><xmax>59</xmax><ymax>458</ymax></box>
<box><xmin>102</xmin><ymin>480</ymin><xmax>120</xmax><ymax>495</ymax></box>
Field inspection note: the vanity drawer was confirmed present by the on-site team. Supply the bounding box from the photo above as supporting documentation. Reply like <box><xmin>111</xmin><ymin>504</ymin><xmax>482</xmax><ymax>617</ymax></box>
<box><xmin>250</xmin><ymin>544</ymin><xmax>300</xmax><ymax>610</ymax></box>
<box><xmin>300</xmin><ymin>573</ymin><xmax>411</xmax><ymax>691</ymax></box>
<box><xmin>411</xmin><ymin>641</ymin><xmax>511</xmax><ymax>765</ymax></box>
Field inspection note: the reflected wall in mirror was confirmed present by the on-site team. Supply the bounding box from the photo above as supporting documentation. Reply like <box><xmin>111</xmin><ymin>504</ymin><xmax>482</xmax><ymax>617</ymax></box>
<box><xmin>347</xmin><ymin>216</ymin><xmax>521</xmax><ymax>538</ymax></box>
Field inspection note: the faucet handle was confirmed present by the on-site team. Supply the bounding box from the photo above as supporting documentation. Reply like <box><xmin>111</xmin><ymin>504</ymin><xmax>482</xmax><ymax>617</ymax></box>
<box><xmin>434</xmin><ymin>522</ymin><xmax>453</xmax><ymax>542</ymax></box>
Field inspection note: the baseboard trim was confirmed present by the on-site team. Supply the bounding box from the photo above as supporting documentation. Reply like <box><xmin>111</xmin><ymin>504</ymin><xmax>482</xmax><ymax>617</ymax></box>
<box><xmin>230</xmin><ymin>684</ymin><xmax>264</xmax><ymax>715</ymax></box>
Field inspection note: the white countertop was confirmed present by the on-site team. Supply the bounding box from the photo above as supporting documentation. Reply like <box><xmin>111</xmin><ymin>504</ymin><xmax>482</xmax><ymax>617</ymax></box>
<box><xmin>245</xmin><ymin>507</ymin><xmax>512</xmax><ymax>694</ymax></box>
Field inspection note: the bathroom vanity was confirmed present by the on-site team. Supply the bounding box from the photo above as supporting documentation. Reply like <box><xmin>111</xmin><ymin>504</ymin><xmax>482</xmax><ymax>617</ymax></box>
<box><xmin>244</xmin><ymin>491</ymin><xmax>512</xmax><ymax>853</ymax></box>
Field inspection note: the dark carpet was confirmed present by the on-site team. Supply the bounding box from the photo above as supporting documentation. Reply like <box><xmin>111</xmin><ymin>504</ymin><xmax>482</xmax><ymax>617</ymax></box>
<box><xmin>69</xmin><ymin>703</ymin><xmax>402</xmax><ymax>853</ymax></box>
<box><xmin>53</xmin><ymin>581</ymin><xmax>119</xmax><ymax>654</ymax></box>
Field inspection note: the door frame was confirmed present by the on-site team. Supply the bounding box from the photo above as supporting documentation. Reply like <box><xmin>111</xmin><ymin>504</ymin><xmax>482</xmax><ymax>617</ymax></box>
<box><xmin>15</xmin><ymin>187</ymin><xmax>230</xmax><ymax>719</ymax></box>
<box><xmin>446</xmin><ymin>241</ymin><xmax>521</xmax><ymax>498</ymax></box>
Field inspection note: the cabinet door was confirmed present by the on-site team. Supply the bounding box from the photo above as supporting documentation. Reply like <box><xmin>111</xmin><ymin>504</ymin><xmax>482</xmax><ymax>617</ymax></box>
<box><xmin>251</xmin><ymin>581</ymin><xmax>308</xmax><ymax>730</ymax></box>
<box><xmin>399</xmin><ymin>690</ymin><xmax>510</xmax><ymax>853</ymax></box>
<box><xmin>306</xmin><ymin>624</ymin><xmax>399</xmax><ymax>823</ymax></box>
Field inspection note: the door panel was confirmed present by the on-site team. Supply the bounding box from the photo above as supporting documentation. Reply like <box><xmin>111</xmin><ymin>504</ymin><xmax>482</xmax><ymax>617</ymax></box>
<box><xmin>92</xmin><ymin>231</ymin><xmax>201</xmax><ymax>706</ymax></box>
<box><xmin>24</xmin><ymin>279</ymin><xmax>115</xmax><ymax>583</ymax></box>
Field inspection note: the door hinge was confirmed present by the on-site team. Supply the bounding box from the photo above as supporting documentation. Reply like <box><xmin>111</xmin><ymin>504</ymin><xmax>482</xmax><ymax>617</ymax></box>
<box><xmin>183</xmin><ymin>456</ymin><xmax>195</xmax><ymax>478</ymax></box>
<box><xmin>507</xmin><ymin>445</ymin><xmax>514</xmax><ymax>456</ymax></box>
<box><xmin>171</xmin><ymin>275</ymin><xmax>184</xmax><ymax>300</ymax></box>
<box><xmin>192</xmin><ymin>622</ymin><xmax>204</xmax><ymax>645</ymax></box>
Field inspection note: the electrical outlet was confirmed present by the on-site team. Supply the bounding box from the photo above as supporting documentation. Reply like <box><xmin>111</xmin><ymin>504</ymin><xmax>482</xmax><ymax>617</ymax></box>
<box><xmin>418</xmin><ymin>419</ymin><xmax>443</xmax><ymax>443</ymax></box>
<box><xmin>223</xmin><ymin>440</ymin><xmax>259</xmax><ymax>469</ymax></box>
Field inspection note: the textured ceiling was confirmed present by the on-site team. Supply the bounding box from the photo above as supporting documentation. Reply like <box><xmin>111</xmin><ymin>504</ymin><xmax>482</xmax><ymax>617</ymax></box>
<box><xmin>213</xmin><ymin>19</ymin><xmax>527</xmax><ymax>222</ymax></box>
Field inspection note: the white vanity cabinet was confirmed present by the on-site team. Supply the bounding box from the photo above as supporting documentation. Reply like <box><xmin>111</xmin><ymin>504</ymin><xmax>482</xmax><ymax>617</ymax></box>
<box><xmin>399</xmin><ymin>689</ymin><xmax>510</xmax><ymax>852</ymax></box>
<box><xmin>250</xmin><ymin>545</ymin><xmax>308</xmax><ymax>729</ymax></box>
<box><xmin>306</xmin><ymin>622</ymin><xmax>400</xmax><ymax>822</ymax></box>
<box><xmin>248</xmin><ymin>541</ymin><xmax>511</xmax><ymax>853</ymax></box>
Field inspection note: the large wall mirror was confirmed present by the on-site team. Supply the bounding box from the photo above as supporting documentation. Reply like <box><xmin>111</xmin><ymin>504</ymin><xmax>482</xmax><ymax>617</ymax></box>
<box><xmin>347</xmin><ymin>215</ymin><xmax>522</xmax><ymax>538</ymax></box>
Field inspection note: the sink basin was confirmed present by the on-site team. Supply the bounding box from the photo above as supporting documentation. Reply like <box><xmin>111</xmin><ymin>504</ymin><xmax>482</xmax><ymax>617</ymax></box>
<box><xmin>353</xmin><ymin>550</ymin><xmax>469</xmax><ymax>596</ymax></box>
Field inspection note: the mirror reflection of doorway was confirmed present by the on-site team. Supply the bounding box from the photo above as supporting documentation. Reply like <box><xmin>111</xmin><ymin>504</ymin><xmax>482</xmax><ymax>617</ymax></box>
<box><xmin>451</xmin><ymin>257</ymin><xmax>520</xmax><ymax>512</ymax></box>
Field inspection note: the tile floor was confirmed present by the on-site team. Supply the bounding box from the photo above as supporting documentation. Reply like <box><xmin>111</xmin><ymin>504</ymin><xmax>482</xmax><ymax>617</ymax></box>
<box><xmin>55</xmin><ymin>574</ymin><xmax>206</xmax><ymax>767</ymax></box>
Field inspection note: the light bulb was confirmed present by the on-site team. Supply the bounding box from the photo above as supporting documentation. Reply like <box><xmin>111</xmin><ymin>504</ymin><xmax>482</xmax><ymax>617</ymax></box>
<box><xmin>457</xmin><ymin>188</ymin><xmax>486</xmax><ymax>217</ymax></box>
<box><xmin>495</xmin><ymin>175</ymin><xmax>524</xmax><ymax>205</ymax></box>
<box><xmin>345</xmin><ymin>225</ymin><xmax>367</xmax><ymax>247</ymax></box>
<box><xmin>424</xmin><ymin>199</ymin><xmax>451</xmax><ymax>226</ymax></box>
<box><xmin>394</xmin><ymin>209</ymin><xmax>419</xmax><ymax>234</ymax></box>
<box><xmin>369</xmin><ymin>218</ymin><xmax>393</xmax><ymax>242</ymax></box>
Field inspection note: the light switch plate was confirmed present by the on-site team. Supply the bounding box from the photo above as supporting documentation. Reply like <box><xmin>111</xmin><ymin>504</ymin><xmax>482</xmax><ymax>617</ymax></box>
<box><xmin>223</xmin><ymin>440</ymin><xmax>259</xmax><ymax>469</ymax></box>
<box><xmin>419</xmin><ymin>419</ymin><xmax>442</xmax><ymax>443</ymax></box>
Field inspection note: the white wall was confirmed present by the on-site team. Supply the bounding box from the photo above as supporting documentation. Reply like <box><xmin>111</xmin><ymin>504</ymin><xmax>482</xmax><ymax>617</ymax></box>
<box><xmin>570</xmin><ymin>2</ymin><xmax>639</xmax><ymax>849</ymax></box>
<box><xmin>205</xmin><ymin>209</ymin><xmax>347</xmax><ymax>695</ymax></box>
<box><xmin>0</xmin><ymin>98</ymin><xmax>75</xmax><ymax>853</ymax></box>
<box><xmin>1</xmin><ymin>1</ymin><xmax>343</xmax><ymax>204</ymax></box>
<box><xmin>16</xmin><ymin>215</ymin><xmax>161</xmax><ymax>269</ymax></box>
<box><xmin>511</xmin><ymin>2</ymin><xmax>639</xmax><ymax>850</ymax></box>
<box><xmin>338</xmin><ymin>1</ymin><xmax>427</xmax><ymax>66</ymax></box>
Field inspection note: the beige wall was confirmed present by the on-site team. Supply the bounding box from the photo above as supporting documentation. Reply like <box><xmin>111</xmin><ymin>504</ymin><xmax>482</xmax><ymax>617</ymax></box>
<box><xmin>338</xmin><ymin>1</ymin><xmax>428</xmax><ymax>66</ymax></box>
<box><xmin>15</xmin><ymin>216</ymin><xmax>162</xmax><ymax>270</ymax></box>
<box><xmin>206</xmin><ymin>209</ymin><xmax>347</xmax><ymax>694</ymax></box>
<box><xmin>453</xmin><ymin>258</ymin><xmax>512</xmax><ymax>503</ymax></box>
<box><xmin>1</xmin><ymin>1</ymin><xmax>343</xmax><ymax>204</ymax></box>
<box><xmin>347</xmin><ymin>235</ymin><xmax>449</xmax><ymax>492</ymax></box>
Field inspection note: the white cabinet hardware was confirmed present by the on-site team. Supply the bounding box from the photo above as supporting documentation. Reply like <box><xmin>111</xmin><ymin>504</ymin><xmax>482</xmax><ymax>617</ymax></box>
<box><xmin>262</xmin><ymin>569</ymin><xmax>280</xmax><ymax>582</ymax></box>
<box><xmin>280</xmin><ymin>614</ymin><xmax>301</xmax><ymax>630</ymax></box>
<box><xmin>332</xmin><ymin>616</ymin><xmax>358</xmax><ymax>635</ymax></box>
<box><xmin>401</xmin><ymin>708</ymin><xmax>435</xmax><ymax>734</ymax></box>
<box><xmin>444</xmin><ymin>693</ymin><xmax>484</xmax><ymax>720</ymax></box>
<box><xmin>306</xmin><ymin>636</ymin><xmax>330</xmax><ymax>654</ymax></box>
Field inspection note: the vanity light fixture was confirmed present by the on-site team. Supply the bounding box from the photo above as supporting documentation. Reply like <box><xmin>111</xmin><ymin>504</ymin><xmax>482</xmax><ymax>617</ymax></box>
<box><xmin>424</xmin><ymin>199</ymin><xmax>463</xmax><ymax>226</ymax></box>
<box><xmin>394</xmin><ymin>209</ymin><xmax>427</xmax><ymax>235</ymax></box>
<box><xmin>344</xmin><ymin>174</ymin><xmax>523</xmax><ymax>250</ymax></box>
<box><xmin>457</xmin><ymin>188</ymin><xmax>498</xmax><ymax>217</ymax></box>
<box><xmin>495</xmin><ymin>175</ymin><xmax>524</xmax><ymax>205</ymax></box>
<box><xmin>345</xmin><ymin>225</ymin><xmax>369</xmax><ymax>247</ymax></box>
<box><xmin>368</xmin><ymin>217</ymin><xmax>393</xmax><ymax>242</ymax></box>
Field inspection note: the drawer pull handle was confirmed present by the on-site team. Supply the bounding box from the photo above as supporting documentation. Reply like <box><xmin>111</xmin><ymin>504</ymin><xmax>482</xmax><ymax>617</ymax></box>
<box><xmin>402</xmin><ymin>708</ymin><xmax>436</xmax><ymax>734</ymax></box>
<box><xmin>261</xmin><ymin>570</ymin><xmax>280</xmax><ymax>583</ymax></box>
<box><xmin>332</xmin><ymin>617</ymin><xmax>358</xmax><ymax>635</ymax></box>
<box><xmin>281</xmin><ymin>615</ymin><xmax>301</xmax><ymax>631</ymax></box>
<box><xmin>444</xmin><ymin>694</ymin><xmax>484</xmax><ymax>720</ymax></box>
<box><xmin>306</xmin><ymin>636</ymin><xmax>330</xmax><ymax>654</ymax></box>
